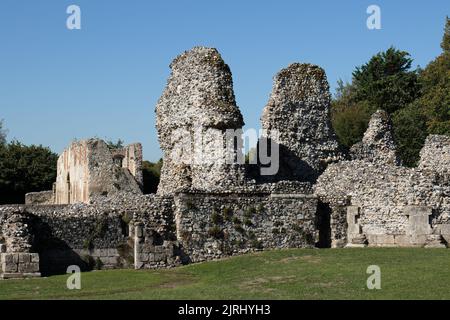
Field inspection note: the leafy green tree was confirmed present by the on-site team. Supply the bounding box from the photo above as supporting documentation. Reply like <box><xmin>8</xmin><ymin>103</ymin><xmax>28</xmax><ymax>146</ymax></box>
<box><xmin>142</xmin><ymin>159</ymin><xmax>162</xmax><ymax>194</ymax></box>
<box><xmin>441</xmin><ymin>16</ymin><xmax>450</xmax><ymax>52</ymax></box>
<box><xmin>106</xmin><ymin>139</ymin><xmax>125</xmax><ymax>150</ymax></box>
<box><xmin>331</xmin><ymin>47</ymin><xmax>423</xmax><ymax>165</ymax></box>
<box><xmin>391</xmin><ymin>17</ymin><xmax>450</xmax><ymax>167</ymax></box>
<box><xmin>392</xmin><ymin>102</ymin><xmax>428</xmax><ymax>167</ymax></box>
<box><xmin>0</xmin><ymin>120</ymin><xmax>6</xmax><ymax>145</ymax></box>
<box><xmin>352</xmin><ymin>47</ymin><xmax>421</xmax><ymax>114</ymax></box>
<box><xmin>416</xmin><ymin>16</ymin><xmax>450</xmax><ymax>136</ymax></box>
<box><xmin>0</xmin><ymin>141</ymin><xmax>58</xmax><ymax>204</ymax></box>
<box><xmin>332</xmin><ymin>97</ymin><xmax>372</xmax><ymax>148</ymax></box>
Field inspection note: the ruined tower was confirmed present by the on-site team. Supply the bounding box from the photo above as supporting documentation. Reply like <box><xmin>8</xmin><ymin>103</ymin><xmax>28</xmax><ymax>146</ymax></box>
<box><xmin>156</xmin><ymin>47</ymin><xmax>246</xmax><ymax>195</ymax></box>
<box><xmin>53</xmin><ymin>139</ymin><xmax>143</xmax><ymax>204</ymax></box>
<box><xmin>260</xmin><ymin>63</ymin><xmax>342</xmax><ymax>182</ymax></box>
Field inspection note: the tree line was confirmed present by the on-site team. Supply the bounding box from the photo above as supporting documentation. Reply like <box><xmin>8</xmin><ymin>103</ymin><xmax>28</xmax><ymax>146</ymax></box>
<box><xmin>332</xmin><ymin>17</ymin><xmax>449</xmax><ymax>167</ymax></box>
<box><xmin>0</xmin><ymin>130</ymin><xmax>162</xmax><ymax>204</ymax></box>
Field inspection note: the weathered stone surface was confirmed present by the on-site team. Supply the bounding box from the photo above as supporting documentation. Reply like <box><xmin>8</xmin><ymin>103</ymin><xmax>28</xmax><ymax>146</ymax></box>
<box><xmin>1</xmin><ymin>253</ymin><xmax>40</xmax><ymax>276</ymax></box>
<box><xmin>261</xmin><ymin>63</ymin><xmax>343</xmax><ymax>182</ymax></box>
<box><xmin>315</xmin><ymin>136</ymin><xmax>450</xmax><ymax>247</ymax></box>
<box><xmin>424</xmin><ymin>234</ymin><xmax>447</xmax><ymax>248</ymax></box>
<box><xmin>156</xmin><ymin>47</ymin><xmax>246</xmax><ymax>195</ymax></box>
<box><xmin>350</xmin><ymin>110</ymin><xmax>400</xmax><ymax>166</ymax></box>
<box><xmin>173</xmin><ymin>192</ymin><xmax>318</xmax><ymax>262</ymax></box>
<box><xmin>0</xmin><ymin>209</ymin><xmax>33</xmax><ymax>252</ymax></box>
<box><xmin>1</xmin><ymin>272</ymin><xmax>41</xmax><ymax>280</ymax></box>
<box><xmin>54</xmin><ymin>139</ymin><xmax>143</xmax><ymax>204</ymax></box>
<box><xmin>419</xmin><ymin>135</ymin><xmax>450</xmax><ymax>174</ymax></box>
<box><xmin>25</xmin><ymin>191</ymin><xmax>54</xmax><ymax>205</ymax></box>
<box><xmin>346</xmin><ymin>233</ymin><xmax>367</xmax><ymax>247</ymax></box>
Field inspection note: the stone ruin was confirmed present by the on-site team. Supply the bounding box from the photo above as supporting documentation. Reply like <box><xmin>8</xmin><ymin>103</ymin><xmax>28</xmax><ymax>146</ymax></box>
<box><xmin>315</xmin><ymin>113</ymin><xmax>450</xmax><ymax>248</ymax></box>
<box><xmin>261</xmin><ymin>63</ymin><xmax>343</xmax><ymax>182</ymax></box>
<box><xmin>156</xmin><ymin>47</ymin><xmax>246</xmax><ymax>195</ymax></box>
<box><xmin>25</xmin><ymin>139</ymin><xmax>143</xmax><ymax>205</ymax></box>
<box><xmin>0</xmin><ymin>46</ymin><xmax>448</xmax><ymax>279</ymax></box>
<box><xmin>349</xmin><ymin>109</ymin><xmax>400</xmax><ymax>166</ymax></box>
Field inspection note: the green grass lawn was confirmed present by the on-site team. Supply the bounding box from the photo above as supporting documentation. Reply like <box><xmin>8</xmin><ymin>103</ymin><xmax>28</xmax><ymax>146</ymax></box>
<box><xmin>0</xmin><ymin>248</ymin><xmax>449</xmax><ymax>300</ymax></box>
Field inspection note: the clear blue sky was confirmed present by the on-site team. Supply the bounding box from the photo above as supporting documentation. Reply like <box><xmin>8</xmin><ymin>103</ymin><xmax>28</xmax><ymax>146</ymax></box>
<box><xmin>0</xmin><ymin>0</ymin><xmax>448</xmax><ymax>161</ymax></box>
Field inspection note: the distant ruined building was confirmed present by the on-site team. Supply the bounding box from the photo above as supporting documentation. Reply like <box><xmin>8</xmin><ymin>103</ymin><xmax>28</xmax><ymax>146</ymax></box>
<box><xmin>0</xmin><ymin>47</ymin><xmax>449</xmax><ymax>279</ymax></box>
<box><xmin>25</xmin><ymin>139</ymin><xmax>143</xmax><ymax>205</ymax></box>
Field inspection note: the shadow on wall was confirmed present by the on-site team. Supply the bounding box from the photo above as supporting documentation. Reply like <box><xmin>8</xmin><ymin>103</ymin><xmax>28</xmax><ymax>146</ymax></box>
<box><xmin>247</xmin><ymin>139</ymin><xmax>319</xmax><ymax>184</ymax></box>
<box><xmin>316</xmin><ymin>201</ymin><xmax>332</xmax><ymax>248</ymax></box>
<box><xmin>142</xmin><ymin>160</ymin><xmax>162</xmax><ymax>194</ymax></box>
<box><xmin>30</xmin><ymin>216</ymin><xmax>94</xmax><ymax>276</ymax></box>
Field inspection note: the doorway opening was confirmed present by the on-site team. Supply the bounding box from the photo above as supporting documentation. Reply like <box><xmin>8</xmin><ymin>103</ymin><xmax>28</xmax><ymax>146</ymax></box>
<box><xmin>66</xmin><ymin>173</ymin><xmax>71</xmax><ymax>204</ymax></box>
<box><xmin>316</xmin><ymin>201</ymin><xmax>332</xmax><ymax>248</ymax></box>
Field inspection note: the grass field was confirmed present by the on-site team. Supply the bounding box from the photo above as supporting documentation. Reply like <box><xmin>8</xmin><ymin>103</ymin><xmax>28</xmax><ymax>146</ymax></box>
<box><xmin>0</xmin><ymin>248</ymin><xmax>449</xmax><ymax>300</ymax></box>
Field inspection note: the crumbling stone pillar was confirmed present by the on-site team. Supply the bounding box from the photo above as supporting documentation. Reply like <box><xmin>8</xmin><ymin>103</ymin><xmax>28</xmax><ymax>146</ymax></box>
<box><xmin>330</xmin><ymin>204</ymin><xmax>348</xmax><ymax>248</ymax></box>
<box><xmin>261</xmin><ymin>63</ymin><xmax>343</xmax><ymax>183</ymax></box>
<box><xmin>345</xmin><ymin>206</ymin><xmax>367</xmax><ymax>247</ymax></box>
<box><xmin>134</xmin><ymin>223</ymin><xmax>144</xmax><ymax>269</ymax></box>
<box><xmin>403</xmin><ymin>206</ymin><xmax>446</xmax><ymax>247</ymax></box>
<box><xmin>155</xmin><ymin>47</ymin><xmax>246</xmax><ymax>195</ymax></box>
<box><xmin>0</xmin><ymin>209</ymin><xmax>40</xmax><ymax>279</ymax></box>
<box><xmin>405</xmin><ymin>206</ymin><xmax>432</xmax><ymax>243</ymax></box>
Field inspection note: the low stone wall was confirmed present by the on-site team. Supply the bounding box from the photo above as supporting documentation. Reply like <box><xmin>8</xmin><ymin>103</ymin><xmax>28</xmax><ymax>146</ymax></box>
<box><xmin>1</xmin><ymin>253</ymin><xmax>40</xmax><ymax>279</ymax></box>
<box><xmin>0</xmin><ymin>200</ymin><xmax>135</xmax><ymax>275</ymax></box>
<box><xmin>315</xmin><ymin>160</ymin><xmax>450</xmax><ymax>247</ymax></box>
<box><xmin>132</xmin><ymin>196</ymin><xmax>181</xmax><ymax>269</ymax></box>
<box><xmin>0</xmin><ymin>194</ymin><xmax>184</xmax><ymax>276</ymax></box>
<box><xmin>25</xmin><ymin>191</ymin><xmax>54</xmax><ymax>205</ymax></box>
<box><xmin>173</xmin><ymin>192</ymin><xmax>318</xmax><ymax>263</ymax></box>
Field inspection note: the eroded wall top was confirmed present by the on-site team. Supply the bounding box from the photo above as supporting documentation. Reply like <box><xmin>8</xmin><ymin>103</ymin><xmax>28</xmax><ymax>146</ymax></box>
<box><xmin>156</xmin><ymin>47</ymin><xmax>246</xmax><ymax>195</ymax></box>
<box><xmin>419</xmin><ymin>135</ymin><xmax>450</xmax><ymax>174</ymax></box>
<box><xmin>350</xmin><ymin>110</ymin><xmax>400</xmax><ymax>166</ymax></box>
<box><xmin>54</xmin><ymin>139</ymin><xmax>142</xmax><ymax>204</ymax></box>
<box><xmin>260</xmin><ymin>63</ymin><xmax>343</xmax><ymax>182</ymax></box>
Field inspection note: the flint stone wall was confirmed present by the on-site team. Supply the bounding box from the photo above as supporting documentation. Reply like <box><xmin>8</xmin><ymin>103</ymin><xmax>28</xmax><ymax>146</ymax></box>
<box><xmin>25</xmin><ymin>191</ymin><xmax>54</xmax><ymax>205</ymax></box>
<box><xmin>53</xmin><ymin>139</ymin><xmax>143</xmax><ymax>205</ymax></box>
<box><xmin>132</xmin><ymin>196</ymin><xmax>181</xmax><ymax>269</ymax></box>
<box><xmin>0</xmin><ymin>194</ymin><xmax>182</xmax><ymax>275</ymax></box>
<box><xmin>156</xmin><ymin>47</ymin><xmax>246</xmax><ymax>196</ymax></box>
<box><xmin>173</xmin><ymin>191</ymin><xmax>318</xmax><ymax>263</ymax></box>
<box><xmin>261</xmin><ymin>63</ymin><xmax>343</xmax><ymax>183</ymax></box>
<box><xmin>0</xmin><ymin>204</ymin><xmax>129</xmax><ymax>275</ymax></box>
<box><xmin>315</xmin><ymin>160</ymin><xmax>450</xmax><ymax>246</ymax></box>
<box><xmin>419</xmin><ymin>135</ymin><xmax>450</xmax><ymax>175</ymax></box>
<box><xmin>350</xmin><ymin>110</ymin><xmax>400</xmax><ymax>166</ymax></box>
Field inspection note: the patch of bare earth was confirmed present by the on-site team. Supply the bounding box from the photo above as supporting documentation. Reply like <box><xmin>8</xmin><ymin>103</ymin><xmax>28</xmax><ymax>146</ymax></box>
<box><xmin>280</xmin><ymin>255</ymin><xmax>321</xmax><ymax>264</ymax></box>
<box><xmin>239</xmin><ymin>275</ymin><xmax>297</xmax><ymax>293</ymax></box>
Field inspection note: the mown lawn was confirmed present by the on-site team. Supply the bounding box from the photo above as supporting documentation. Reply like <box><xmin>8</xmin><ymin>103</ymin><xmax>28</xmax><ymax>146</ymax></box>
<box><xmin>0</xmin><ymin>248</ymin><xmax>449</xmax><ymax>300</ymax></box>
